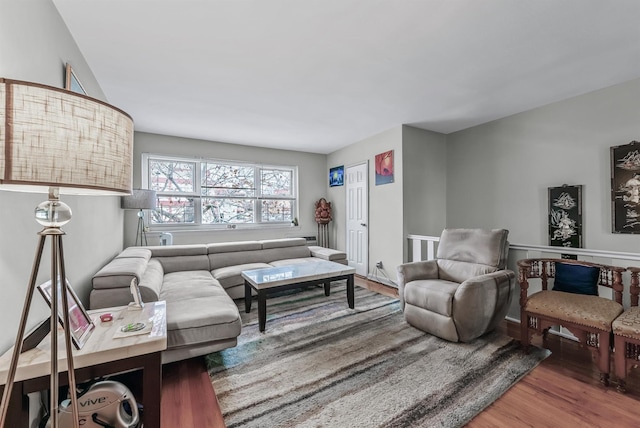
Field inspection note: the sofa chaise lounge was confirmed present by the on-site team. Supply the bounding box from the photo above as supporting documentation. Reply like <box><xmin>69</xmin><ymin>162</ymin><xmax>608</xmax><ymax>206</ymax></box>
<box><xmin>90</xmin><ymin>238</ymin><xmax>347</xmax><ymax>363</ymax></box>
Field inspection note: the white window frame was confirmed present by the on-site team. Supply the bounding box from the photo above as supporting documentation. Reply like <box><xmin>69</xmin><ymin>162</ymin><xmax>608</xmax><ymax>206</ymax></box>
<box><xmin>142</xmin><ymin>153</ymin><xmax>298</xmax><ymax>230</ymax></box>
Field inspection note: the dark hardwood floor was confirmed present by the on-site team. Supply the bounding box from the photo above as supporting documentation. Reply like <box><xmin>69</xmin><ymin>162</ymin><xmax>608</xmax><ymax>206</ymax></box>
<box><xmin>160</xmin><ymin>277</ymin><xmax>640</xmax><ymax>428</ymax></box>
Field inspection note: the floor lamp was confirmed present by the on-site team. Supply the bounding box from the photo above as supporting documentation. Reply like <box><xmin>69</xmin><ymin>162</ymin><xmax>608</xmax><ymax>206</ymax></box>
<box><xmin>0</xmin><ymin>78</ymin><xmax>133</xmax><ymax>428</ymax></box>
<box><xmin>121</xmin><ymin>189</ymin><xmax>157</xmax><ymax>246</ymax></box>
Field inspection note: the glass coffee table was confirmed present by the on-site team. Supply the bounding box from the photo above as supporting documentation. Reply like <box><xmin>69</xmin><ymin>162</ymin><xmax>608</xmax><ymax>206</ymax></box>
<box><xmin>242</xmin><ymin>260</ymin><xmax>356</xmax><ymax>332</ymax></box>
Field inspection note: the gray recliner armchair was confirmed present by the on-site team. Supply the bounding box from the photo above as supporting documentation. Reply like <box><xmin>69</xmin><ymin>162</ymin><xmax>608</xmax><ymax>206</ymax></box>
<box><xmin>396</xmin><ymin>228</ymin><xmax>515</xmax><ymax>342</ymax></box>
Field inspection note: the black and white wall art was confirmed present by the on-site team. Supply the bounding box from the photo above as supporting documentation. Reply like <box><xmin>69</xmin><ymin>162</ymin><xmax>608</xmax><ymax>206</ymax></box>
<box><xmin>548</xmin><ymin>184</ymin><xmax>583</xmax><ymax>248</ymax></box>
<box><xmin>611</xmin><ymin>141</ymin><xmax>640</xmax><ymax>234</ymax></box>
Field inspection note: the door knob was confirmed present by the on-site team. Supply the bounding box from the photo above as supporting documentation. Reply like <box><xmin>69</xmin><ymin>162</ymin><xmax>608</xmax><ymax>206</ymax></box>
<box><xmin>360</xmin><ymin>223</ymin><xmax>367</xmax><ymax>227</ymax></box>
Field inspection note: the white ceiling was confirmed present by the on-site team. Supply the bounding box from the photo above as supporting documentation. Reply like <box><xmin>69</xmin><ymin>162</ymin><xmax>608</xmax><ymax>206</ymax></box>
<box><xmin>52</xmin><ymin>0</ymin><xmax>640</xmax><ymax>154</ymax></box>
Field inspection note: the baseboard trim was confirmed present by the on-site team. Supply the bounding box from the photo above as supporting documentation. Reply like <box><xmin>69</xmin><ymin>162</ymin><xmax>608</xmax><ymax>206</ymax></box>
<box><xmin>365</xmin><ymin>274</ymin><xmax>398</xmax><ymax>288</ymax></box>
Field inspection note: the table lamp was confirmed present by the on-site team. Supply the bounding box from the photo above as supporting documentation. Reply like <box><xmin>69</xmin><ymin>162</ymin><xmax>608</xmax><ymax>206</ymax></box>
<box><xmin>0</xmin><ymin>78</ymin><xmax>133</xmax><ymax>428</ymax></box>
<box><xmin>121</xmin><ymin>189</ymin><xmax>156</xmax><ymax>246</ymax></box>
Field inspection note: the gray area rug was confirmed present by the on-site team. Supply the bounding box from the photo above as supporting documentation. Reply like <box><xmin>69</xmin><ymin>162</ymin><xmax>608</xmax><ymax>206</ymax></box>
<box><xmin>206</xmin><ymin>284</ymin><xmax>549</xmax><ymax>428</ymax></box>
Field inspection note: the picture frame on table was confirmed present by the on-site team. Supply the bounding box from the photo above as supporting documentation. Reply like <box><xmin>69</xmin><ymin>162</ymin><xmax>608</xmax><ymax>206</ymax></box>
<box><xmin>37</xmin><ymin>278</ymin><xmax>94</xmax><ymax>349</ymax></box>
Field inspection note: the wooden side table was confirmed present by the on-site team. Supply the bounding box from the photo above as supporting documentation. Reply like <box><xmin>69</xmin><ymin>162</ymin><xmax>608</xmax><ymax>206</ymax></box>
<box><xmin>0</xmin><ymin>301</ymin><xmax>167</xmax><ymax>427</ymax></box>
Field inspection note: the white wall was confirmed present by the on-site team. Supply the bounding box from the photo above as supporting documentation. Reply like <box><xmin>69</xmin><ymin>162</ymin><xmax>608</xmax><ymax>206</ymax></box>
<box><xmin>446</xmin><ymin>77</ymin><xmax>640</xmax><ymax>253</ymax></box>
<box><xmin>0</xmin><ymin>0</ymin><xmax>124</xmax><ymax>353</ymax></box>
<box><xmin>327</xmin><ymin>126</ymin><xmax>404</xmax><ymax>279</ymax></box>
<box><xmin>130</xmin><ymin>132</ymin><xmax>326</xmax><ymax>246</ymax></box>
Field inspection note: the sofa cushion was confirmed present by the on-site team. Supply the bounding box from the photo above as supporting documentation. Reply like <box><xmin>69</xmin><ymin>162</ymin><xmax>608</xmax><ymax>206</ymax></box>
<box><xmin>165</xmin><ymin>295</ymin><xmax>241</xmax><ymax>349</ymax></box>
<box><xmin>159</xmin><ymin>271</ymin><xmax>241</xmax><ymax>349</ymax></box>
<box><xmin>149</xmin><ymin>245</ymin><xmax>208</xmax><ymax>257</ymax></box>
<box><xmin>208</xmin><ymin>241</ymin><xmax>262</xmax><ymax>254</ymax></box>
<box><xmin>160</xmin><ymin>271</ymin><xmax>226</xmax><ymax>301</ymax></box>
<box><xmin>308</xmin><ymin>246</ymin><xmax>347</xmax><ymax>261</ymax></box>
<box><xmin>212</xmin><ymin>263</ymin><xmax>272</xmax><ymax>288</ymax></box>
<box><xmin>260</xmin><ymin>238</ymin><xmax>307</xmax><ymax>249</ymax></box>
<box><xmin>261</xmin><ymin>246</ymin><xmax>311</xmax><ymax>262</ymax></box>
<box><xmin>137</xmin><ymin>258</ymin><xmax>164</xmax><ymax>301</ymax></box>
<box><xmin>404</xmin><ymin>279</ymin><xmax>460</xmax><ymax>317</ymax></box>
<box><xmin>155</xmin><ymin>255</ymin><xmax>210</xmax><ymax>273</ymax></box>
<box><xmin>209</xmin><ymin>251</ymin><xmax>270</xmax><ymax>270</ymax></box>
<box><xmin>553</xmin><ymin>262</ymin><xmax>600</xmax><ymax>296</ymax></box>
<box><xmin>269</xmin><ymin>258</ymin><xmax>323</xmax><ymax>267</ymax></box>
<box><xmin>92</xmin><ymin>257</ymin><xmax>149</xmax><ymax>289</ymax></box>
<box><xmin>116</xmin><ymin>248</ymin><xmax>152</xmax><ymax>260</ymax></box>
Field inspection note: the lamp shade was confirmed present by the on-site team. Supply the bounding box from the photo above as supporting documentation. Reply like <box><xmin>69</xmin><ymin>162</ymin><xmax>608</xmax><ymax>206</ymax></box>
<box><xmin>0</xmin><ymin>78</ymin><xmax>133</xmax><ymax>195</ymax></box>
<box><xmin>122</xmin><ymin>189</ymin><xmax>157</xmax><ymax>210</ymax></box>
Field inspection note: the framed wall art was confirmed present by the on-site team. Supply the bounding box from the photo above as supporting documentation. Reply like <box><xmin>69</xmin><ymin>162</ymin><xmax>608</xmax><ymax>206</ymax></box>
<box><xmin>329</xmin><ymin>165</ymin><xmax>344</xmax><ymax>187</ymax></box>
<box><xmin>37</xmin><ymin>278</ymin><xmax>94</xmax><ymax>349</ymax></box>
<box><xmin>375</xmin><ymin>150</ymin><xmax>394</xmax><ymax>185</ymax></box>
<box><xmin>548</xmin><ymin>184</ymin><xmax>583</xmax><ymax>250</ymax></box>
<box><xmin>611</xmin><ymin>141</ymin><xmax>640</xmax><ymax>234</ymax></box>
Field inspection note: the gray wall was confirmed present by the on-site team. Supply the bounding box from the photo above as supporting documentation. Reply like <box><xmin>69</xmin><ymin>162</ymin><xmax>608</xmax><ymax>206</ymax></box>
<box><xmin>0</xmin><ymin>0</ymin><xmax>124</xmax><ymax>353</ymax></box>
<box><xmin>402</xmin><ymin>125</ymin><xmax>448</xmax><ymax>260</ymax></box>
<box><xmin>326</xmin><ymin>126</ymin><xmax>404</xmax><ymax>279</ymax></box>
<box><xmin>446</xmin><ymin>77</ymin><xmax>640</xmax><ymax>252</ymax></box>
<box><xmin>130</xmin><ymin>132</ymin><xmax>326</xmax><ymax>246</ymax></box>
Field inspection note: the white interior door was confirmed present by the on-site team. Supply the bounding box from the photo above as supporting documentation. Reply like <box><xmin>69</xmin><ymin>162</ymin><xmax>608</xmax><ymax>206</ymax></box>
<box><xmin>346</xmin><ymin>162</ymin><xmax>368</xmax><ymax>276</ymax></box>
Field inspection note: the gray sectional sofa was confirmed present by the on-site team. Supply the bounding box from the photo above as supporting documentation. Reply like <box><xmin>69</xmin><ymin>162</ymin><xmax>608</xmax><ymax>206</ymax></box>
<box><xmin>90</xmin><ymin>238</ymin><xmax>347</xmax><ymax>363</ymax></box>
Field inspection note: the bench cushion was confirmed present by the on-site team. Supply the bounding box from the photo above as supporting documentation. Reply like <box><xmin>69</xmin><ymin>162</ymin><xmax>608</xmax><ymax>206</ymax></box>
<box><xmin>525</xmin><ymin>290</ymin><xmax>623</xmax><ymax>331</ymax></box>
<box><xmin>613</xmin><ymin>307</ymin><xmax>640</xmax><ymax>339</ymax></box>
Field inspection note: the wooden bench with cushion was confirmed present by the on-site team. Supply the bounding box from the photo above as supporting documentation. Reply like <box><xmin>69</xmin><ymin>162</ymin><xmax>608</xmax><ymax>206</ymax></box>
<box><xmin>518</xmin><ymin>258</ymin><xmax>625</xmax><ymax>385</ymax></box>
<box><xmin>613</xmin><ymin>266</ymin><xmax>640</xmax><ymax>392</ymax></box>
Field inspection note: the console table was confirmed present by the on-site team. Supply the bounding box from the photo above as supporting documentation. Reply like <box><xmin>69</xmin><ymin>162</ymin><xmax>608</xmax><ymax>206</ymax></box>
<box><xmin>0</xmin><ymin>300</ymin><xmax>167</xmax><ymax>427</ymax></box>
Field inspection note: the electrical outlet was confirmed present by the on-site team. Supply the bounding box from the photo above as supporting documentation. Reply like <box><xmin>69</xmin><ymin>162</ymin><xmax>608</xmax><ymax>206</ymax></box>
<box><xmin>376</xmin><ymin>261</ymin><xmax>383</xmax><ymax>269</ymax></box>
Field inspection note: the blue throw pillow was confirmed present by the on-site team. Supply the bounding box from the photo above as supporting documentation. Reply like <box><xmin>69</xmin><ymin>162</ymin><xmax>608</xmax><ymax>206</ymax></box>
<box><xmin>553</xmin><ymin>262</ymin><xmax>600</xmax><ymax>296</ymax></box>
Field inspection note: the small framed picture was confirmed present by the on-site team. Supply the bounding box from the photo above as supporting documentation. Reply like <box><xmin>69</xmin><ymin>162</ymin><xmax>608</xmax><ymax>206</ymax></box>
<box><xmin>38</xmin><ymin>278</ymin><xmax>94</xmax><ymax>349</ymax></box>
<box><xmin>375</xmin><ymin>150</ymin><xmax>394</xmax><ymax>185</ymax></box>
<box><xmin>329</xmin><ymin>165</ymin><xmax>344</xmax><ymax>187</ymax></box>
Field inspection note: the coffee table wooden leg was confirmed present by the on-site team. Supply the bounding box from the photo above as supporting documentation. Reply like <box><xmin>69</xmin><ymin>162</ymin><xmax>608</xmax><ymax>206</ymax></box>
<box><xmin>258</xmin><ymin>290</ymin><xmax>267</xmax><ymax>332</ymax></box>
<box><xmin>245</xmin><ymin>280</ymin><xmax>252</xmax><ymax>313</ymax></box>
<box><xmin>347</xmin><ymin>274</ymin><xmax>355</xmax><ymax>309</ymax></box>
<box><xmin>324</xmin><ymin>281</ymin><xmax>331</xmax><ymax>296</ymax></box>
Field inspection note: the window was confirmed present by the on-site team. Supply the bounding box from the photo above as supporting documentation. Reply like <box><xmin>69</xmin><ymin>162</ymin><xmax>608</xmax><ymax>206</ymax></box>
<box><xmin>143</xmin><ymin>154</ymin><xmax>297</xmax><ymax>228</ymax></box>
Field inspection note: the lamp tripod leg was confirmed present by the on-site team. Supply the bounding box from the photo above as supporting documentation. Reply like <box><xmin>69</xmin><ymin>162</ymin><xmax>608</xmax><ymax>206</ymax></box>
<box><xmin>0</xmin><ymin>232</ymin><xmax>80</xmax><ymax>428</ymax></box>
<box><xmin>54</xmin><ymin>234</ymin><xmax>79</xmax><ymax>427</ymax></box>
<box><xmin>142</xmin><ymin>218</ymin><xmax>148</xmax><ymax>246</ymax></box>
<box><xmin>135</xmin><ymin>214</ymin><xmax>144</xmax><ymax>246</ymax></box>
<box><xmin>0</xmin><ymin>235</ymin><xmax>46</xmax><ymax>427</ymax></box>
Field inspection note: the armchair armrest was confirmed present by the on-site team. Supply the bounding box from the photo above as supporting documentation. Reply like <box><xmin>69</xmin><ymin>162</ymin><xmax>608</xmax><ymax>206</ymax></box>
<box><xmin>453</xmin><ymin>270</ymin><xmax>516</xmax><ymax>342</ymax></box>
<box><xmin>396</xmin><ymin>260</ymin><xmax>439</xmax><ymax>309</ymax></box>
<box><xmin>397</xmin><ymin>260</ymin><xmax>439</xmax><ymax>284</ymax></box>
